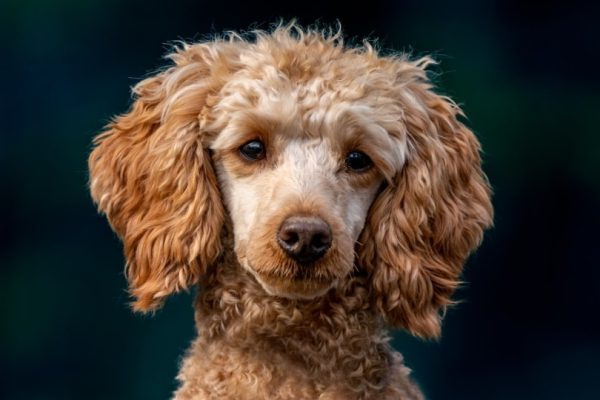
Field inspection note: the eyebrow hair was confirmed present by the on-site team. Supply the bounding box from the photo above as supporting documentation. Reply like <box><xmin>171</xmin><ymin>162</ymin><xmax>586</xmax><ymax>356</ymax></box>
<box><xmin>314</xmin><ymin>103</ymin><xmax>405</xmax><ymax>180</ymax></box>
<box><xmin>210</xmin><ymin>110</ymin><xmax>282</xmax><ymax>151</ymax></box>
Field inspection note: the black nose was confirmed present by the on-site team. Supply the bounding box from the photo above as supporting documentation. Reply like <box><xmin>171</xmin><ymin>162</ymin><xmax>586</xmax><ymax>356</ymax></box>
<box><xmin>277</xmin><ymin>216</ymin><xmax>332</xmax><ymax>264</ymax></box>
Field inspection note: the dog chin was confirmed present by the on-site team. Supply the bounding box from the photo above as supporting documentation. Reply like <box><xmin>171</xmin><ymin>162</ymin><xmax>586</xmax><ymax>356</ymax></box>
<box><xmin>258</xmin><ymin>276</ymin><xmax>336</xmax><ymax>300</ymax></box>
<box><xmin>241</xmin><ymin>259</ymin><xmax>335</xmax><ymax>300</ymax></box>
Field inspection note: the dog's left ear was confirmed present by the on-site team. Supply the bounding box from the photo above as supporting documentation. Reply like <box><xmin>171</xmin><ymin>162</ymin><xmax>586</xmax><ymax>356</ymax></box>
<box><xmin>88</xmin><ymin>43</ymin><xmax>235</xmax><ymax>312</ymax></box>
<box><xmin>358</xmin><ymin>59</ymin><xmax>493</xmax><ymax>338</ymax></box>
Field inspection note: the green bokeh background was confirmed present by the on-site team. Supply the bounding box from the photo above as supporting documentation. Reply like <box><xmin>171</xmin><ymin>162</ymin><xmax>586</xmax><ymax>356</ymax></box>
<box><xmin>2</xmin><ymin>0</ymin><xmax>599</xmax><ymax>399</ymax></box>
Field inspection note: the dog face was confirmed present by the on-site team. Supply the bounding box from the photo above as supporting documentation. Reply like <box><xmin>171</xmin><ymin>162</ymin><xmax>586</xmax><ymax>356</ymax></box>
<box><xmin>209</xmin><ymin>85</ymin><xmax>406</xmax><ymax>298</ymax></box>
<box><xmin>89</xmin><ymin>26</ymin><xmax>492</xmax><ymax>338</ymax></box>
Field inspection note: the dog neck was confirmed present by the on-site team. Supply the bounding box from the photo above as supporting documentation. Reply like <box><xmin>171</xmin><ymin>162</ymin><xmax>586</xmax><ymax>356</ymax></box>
<box><xmin>192</xmin><ymin>248</ymin><xmax>399</xmax><ymax>390</ymax></box>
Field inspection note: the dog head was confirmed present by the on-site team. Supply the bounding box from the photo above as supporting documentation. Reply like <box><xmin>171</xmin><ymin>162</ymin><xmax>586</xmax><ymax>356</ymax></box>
<box><xmin>89</xmin><ymin>25</ymin><xmax>492</xmax><ymax>337</ymax></box>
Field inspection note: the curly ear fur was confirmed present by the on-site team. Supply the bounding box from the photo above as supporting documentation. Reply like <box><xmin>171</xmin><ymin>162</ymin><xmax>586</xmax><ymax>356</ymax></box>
<box><xmin>358</xmin><ymin>59</ymin><xmax>493</xmax><ymax>339</ymax></box>
<box><xmin>88</xmin><ymin>44</ymin><xmax>234</xmax><ymax>311</ymax></box>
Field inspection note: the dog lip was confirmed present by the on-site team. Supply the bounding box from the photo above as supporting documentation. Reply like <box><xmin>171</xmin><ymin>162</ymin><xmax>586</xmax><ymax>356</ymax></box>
<box><xmin>243</xmin><ymin>259</ymin><xmax>334</xmax><ymax>298</ymax></box>
<box><xmin>243</xmin><ymin>254</ymin><xmax>333</xmax><ymax>282</ymax></box>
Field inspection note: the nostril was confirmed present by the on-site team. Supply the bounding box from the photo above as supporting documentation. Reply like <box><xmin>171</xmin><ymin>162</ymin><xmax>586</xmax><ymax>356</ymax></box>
<box><xmin>310</xmin><ymin>233</ymin><xmax>331</xmax><ymax>251</ymax></box>
<box><xmin>278</xmin><ymin>225</ymin><xmax>300</xmax><ymax>245</ymax></box>
<box><xmin>282</xmin><ymin>232</ymin><xmax>299</xmax><ymax>246</ymax></box>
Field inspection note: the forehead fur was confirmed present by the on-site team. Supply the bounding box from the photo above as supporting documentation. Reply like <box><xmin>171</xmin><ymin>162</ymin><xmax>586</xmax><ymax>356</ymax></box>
<box><xmin>192</xmin><ymin>25</ymin><xmax>433</xmax><ymax>178</ymax></box>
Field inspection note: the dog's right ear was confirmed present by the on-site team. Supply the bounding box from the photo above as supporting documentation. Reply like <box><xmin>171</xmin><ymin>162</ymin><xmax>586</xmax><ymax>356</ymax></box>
<box><xmin>89</xmin><ymin>43</ymin><xmax>236</xmax><ymax>312</ymax></box>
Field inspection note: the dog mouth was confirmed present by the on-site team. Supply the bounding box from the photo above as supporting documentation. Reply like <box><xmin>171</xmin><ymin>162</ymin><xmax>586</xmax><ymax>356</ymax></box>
<box><xmin>241</xmin><ymin>258</ymin><xmax>337</xmax><ymax>299</ymax></box>
<box><xmin>258</xmin><ymin>274</ymin><xmax>336</xmax><ymax>299</ymax></box>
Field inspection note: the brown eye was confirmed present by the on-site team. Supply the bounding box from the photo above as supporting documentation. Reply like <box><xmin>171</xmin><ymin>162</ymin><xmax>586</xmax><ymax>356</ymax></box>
<box><xmin>239</xmin><ymin>140</ymin><xmax>266</xmax><ymax>161</ymax></box>
<box><xmin>345</xmin><ymin>150</ymin><xmax>372</xmax><ymax>172</ymax></box>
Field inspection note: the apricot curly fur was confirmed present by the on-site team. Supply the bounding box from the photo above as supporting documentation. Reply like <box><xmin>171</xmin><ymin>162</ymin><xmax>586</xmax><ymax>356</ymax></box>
<box><xmin>358</xmin><ymin>72</ymin><xmax>493</xmax><ymax>339</ymax></box>
<box><xmin>89</xmin><ymin>22</ymin><xmax>492</xmax><ymax>399</ymax></box>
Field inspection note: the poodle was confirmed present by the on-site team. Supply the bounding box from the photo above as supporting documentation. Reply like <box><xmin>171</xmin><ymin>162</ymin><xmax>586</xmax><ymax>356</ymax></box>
<box><xmin>88</xmin><ymin>24</ymin><xmax>493</xmax><ymax>399</ymax></box>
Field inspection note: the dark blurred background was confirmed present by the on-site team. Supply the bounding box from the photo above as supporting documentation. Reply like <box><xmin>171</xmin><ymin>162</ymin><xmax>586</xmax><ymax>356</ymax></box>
<box><xmin>2</xmin><ymin>0</ymin><xmax>599</xmax><ymax>399</ymax></box>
